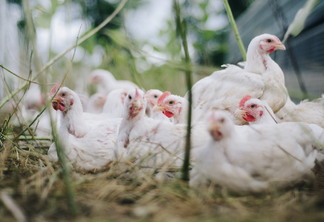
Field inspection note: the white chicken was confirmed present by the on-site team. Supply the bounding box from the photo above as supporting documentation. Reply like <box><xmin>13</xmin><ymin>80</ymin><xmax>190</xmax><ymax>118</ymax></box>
<box><xmin>190</xmin><ymin>34</ymin><xmax>288</xmax><ymax>124</ymax></box>
<box><xmin>276</xmin><ymin>97</ymin><xmax>324</xmax><ymax>128</ymax></box>
<box><xmin>48</xmin><ymin>86</ymin><xmax>121</xmax><ymax>171</ymax></box>
<box><xmin>144</xmin><ymin>89</ymin><xmax>170</xmax><ymax>121</ymax></box>
<box><xmin>102</xmin><ymin>88</ymin><xmax>129</xmax><ymax>118</ymax></box>
<box><xmin>190</xmin><ymin>110</ymin><xmax>324</xmax><ymax>193</ymax></box>
<box><xmin>33</xmin><ymin>108</ymin><xmax>59</xmax><ymax>138</ymax></box>
<box><xmin>13</xmin><ymin>84</ymin><xmax>45</xmax><ymax>125</ymax></box>
<box><xmin>23</xmin><ymin>83</ymin><xmax>45</xmax><ymax>111</ymax></box>
<box><xmin>153</xmin><ymin>91</ymin><xmax>188</xmax><ymax>124</ymax></box>
<box><xmin>238</xmin><ymin>96</ymin><xmax>324</xmax><ymax>143</ymax></box>
<box><xmin>237</xmin><ymin>95</ymin><xmax>278</xmax><ymax>125</ymax></box>
<box><xmin>48</xmin><ymin>121</ymin><xmax>120</xmax><ymax>171</ymax></box>
<box><xmin>50</xmin><ymin>86</ymin><xmax>115</xmax><ymax>138</ymax></box>
<box><xmin>116</xmin><ymin>88</ymin><xmax>208</xmax><ymax>168</ymax></box>
<box><xmin>86</xmin><ymin>92</ymin><xmax>107</xmax><ymax>113</ymax></box>
<box><xmin>89</xmin><ymin>69</ymin><xmax>138</xmax><ymax>94</ymax></box>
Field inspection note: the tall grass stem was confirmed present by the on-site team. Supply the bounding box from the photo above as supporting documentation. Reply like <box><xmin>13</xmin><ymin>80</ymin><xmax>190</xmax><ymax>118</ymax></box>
<box><xmin>51</xmin><ymin>124</ymin><xmax>79</xmax><ymax>215</ymax></box>
<box><xmin>223</xmin><ymin>0</ymin><xmax>246</xmax><ymax>60</ymax></box>
<box><xmin>173</xmin><ymin>0</ymin><xmax>193</xmax><ymax>182</ymax></box>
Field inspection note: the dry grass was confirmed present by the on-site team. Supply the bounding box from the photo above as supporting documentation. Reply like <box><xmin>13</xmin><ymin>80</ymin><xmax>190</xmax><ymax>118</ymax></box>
<box><xmin>1</xmin><ymin>137</ymin><xmax>324</xmax><ymax>221</ymax></box>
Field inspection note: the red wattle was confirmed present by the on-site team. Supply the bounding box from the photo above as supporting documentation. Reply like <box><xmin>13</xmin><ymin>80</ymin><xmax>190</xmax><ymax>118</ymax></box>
<box><xmin>243</xmin><ymin>113</ymin><xmax>256</xmax><ymax>122</ymax></box>
<box><xmin>58</xmin><ymin>104</ymin><xmax>65</xmax><ymax>112</ymax></box>
<box><xmin>259</xmin><ymin>110</ymin><xmax>263</xmax><ymax>117</ymax></box>
<box><xmin>163</xmin><ymin>110</ymin><xmax>174</xmax><ymax>118</ymax></box>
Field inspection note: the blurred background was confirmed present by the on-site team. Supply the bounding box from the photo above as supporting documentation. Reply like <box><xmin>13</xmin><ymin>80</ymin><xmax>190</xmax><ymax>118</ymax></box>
<box><xmin>0</xmin><ymin>0</ymin><xmax>323</xmax><ymax>102</ymax></box>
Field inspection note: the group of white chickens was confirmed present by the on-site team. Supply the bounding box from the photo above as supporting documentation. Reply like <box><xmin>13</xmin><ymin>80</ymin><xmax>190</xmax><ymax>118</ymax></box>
<box><xmin>18</xmin><ymin>34</ymin><xmax>324</xmax><ymax>193</ymax></box>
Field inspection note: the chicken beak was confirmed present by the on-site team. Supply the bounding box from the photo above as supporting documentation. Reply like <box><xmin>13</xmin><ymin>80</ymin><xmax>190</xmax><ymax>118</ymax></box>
<box><xmin>153</xmin><ymin>104</ymin><xmax>165</xmax><ymax>112</ymax></box>
<box><xmin>132</xmin><ymin>99</ymin><xmax>142</xmax><ymax>109</ymax></box>
<box><xmin>208</xmin><ymin>124</ymin><xmax>222</xmax><ymax>141</ymax></box>
<box><xmin>234</xmin><ymin>108</ymin><xmax>247</xmax><ymax>119</ymax></box>
<box><xmin>275</xmin><ymin>42</ymin><xmax>286</xmax><ymax>50</ymax></box>
<box><xmin>52</xmin><ymin>97</ymin><xmax>65</xmax><ymax>111</ymax></box>
<box><xmin>208</xmin><ymin>124</ymin><xmax>219</xmax><ymax>133</ymax></box>
<box><xmin>52</xmin><ymin>97</ymin><xmax>60</xmax><ymax>110</ymax></box>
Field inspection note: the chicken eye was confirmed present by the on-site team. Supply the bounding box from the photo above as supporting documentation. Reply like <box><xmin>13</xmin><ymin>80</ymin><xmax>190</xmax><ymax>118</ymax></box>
<box><xmin>61</xmin><ymin>93</ymin><xmax>66</xmax><ymax>97</ymax></box>
<box><xmin>220</xmin><ymin>118</ymin><xmax>225</xmax><ymax>123</ymax></box>
<box><xmin>267</xmin><ymin>39</ymin><xmax>272</xmax><ymax>43</ymax></box>
<box><xmin>154</xmin><ymin>95</ymin><xmax>158</xmax><ymax>98</ymax></box>
<box><xmin>128</xmin><ymin>95</ymin><xmax>132</xmax><ymax>100</ymax></box>
<box><xmin>250</xmin><ymin>104</ymin><xmax>256</xmax><ymax>108</ymax></box>
<box><xmin>169</xmin><ymin>101</ymin><xmax>174</xmax><ymax>105</ymax></box>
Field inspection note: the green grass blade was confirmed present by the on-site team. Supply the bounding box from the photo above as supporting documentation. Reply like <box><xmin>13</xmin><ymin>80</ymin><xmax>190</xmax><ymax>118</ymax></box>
<box><xmin>223</xmin><ymin>0</ymin><xmax>246</xmax><ymax>60</ymax></box>
<box><xmin>173</xmin><ymin>0</ymin><xmax>193</xmax><ymax>182</ymax></box>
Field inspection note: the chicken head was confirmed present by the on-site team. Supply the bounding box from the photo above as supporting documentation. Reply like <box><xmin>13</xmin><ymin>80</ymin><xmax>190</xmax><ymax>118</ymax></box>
<box><xmin>145</xmin><ymin>89</ymin><xmax>163</xmax><ymax>109</ymax></box>
<box><xmin>257</xmin><ymin>34</ymin><xmax>286</xmax><ymax>54</ymax></box>
<box><xmin>125</xmin><ymin>88</ymin><xmax>146</xmax><ymax>120</ymax></box>
<box><xmin>239</xmin><ymin>96</ymin><xmax>264</xmax><ymax>122</ymax></box>
<box><xmin>208</xmin><ymin>110</ymin><xmax>234</xmax><ymax>141</ymax></box>
<box><xmin>52</xmin><ymin>87</ymin><xmax>75</xmax><ymax>113</ymax></box>
<box><xmin>154</xmin><ymin>92</ymin><xmax>185</xmax><ymax>119</ymax></box>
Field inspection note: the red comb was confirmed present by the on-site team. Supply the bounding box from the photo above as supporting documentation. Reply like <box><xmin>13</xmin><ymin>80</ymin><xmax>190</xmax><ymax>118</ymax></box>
<box><xmin>50</xmin><ymin>84</ymin><xmax>60</xmax><ymax>96</ymax></box>
<box><xmin>239</xmin><ymin>95</ymin><xmax>252</xmax><ymax>108</ymax></box>
<box><xmin>157</xmin><ymin>91</ymin><xmax>171</xmax><ymax>105</ymax></box>
<box><xmin>135</xmin><ymin>88</ymin><xmax>141</xmax><ymax>98</ymax></box>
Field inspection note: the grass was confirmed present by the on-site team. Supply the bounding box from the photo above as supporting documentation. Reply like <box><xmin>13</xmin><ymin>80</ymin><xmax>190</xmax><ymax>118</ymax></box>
<box><xmin>1</xmin><ymin>138</ymin><xmax>324</xmax><ymax>221</ymax></box>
